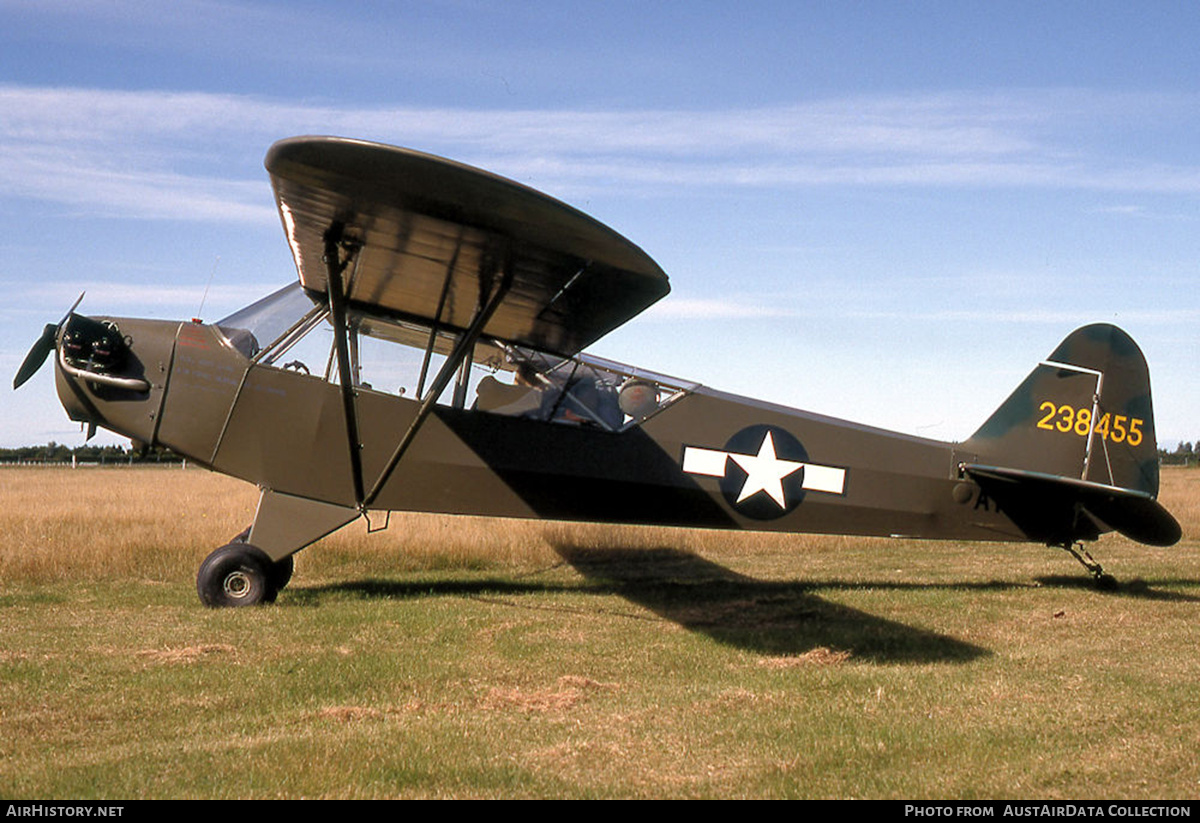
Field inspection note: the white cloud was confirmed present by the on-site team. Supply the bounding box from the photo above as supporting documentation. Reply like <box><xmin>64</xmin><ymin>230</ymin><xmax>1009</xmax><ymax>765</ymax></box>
<box><xmin>642</xmin><ymin>297</ymin><xmax>796</xmax><ymax>321</ymax></box>
<box><xmin>0</xmin><ymin>281</ymin><xmax>283</xmax><ymax>321</ymax></box>
<box><xmin>0</xmin><ymin>146</ymin><xmax>273</xmax><ymax>222</ymax></box>
<box><xmin>4</xmin><ymin>85</ymin><xmax>1200</xmax><ymax>223</ymax></box>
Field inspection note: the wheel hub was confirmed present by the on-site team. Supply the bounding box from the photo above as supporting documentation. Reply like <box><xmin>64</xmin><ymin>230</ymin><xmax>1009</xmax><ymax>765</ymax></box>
<box><xmin>223</xmin><ymin>570</ymin><xmax>252</xmax><ymax>598</ymax></box>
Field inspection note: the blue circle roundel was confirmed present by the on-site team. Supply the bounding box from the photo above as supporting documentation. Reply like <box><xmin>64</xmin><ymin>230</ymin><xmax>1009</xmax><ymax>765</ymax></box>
<box><xmin>718</xmin><ymin>424</ymin><xmax>810</xmax><ymax>520</ymax></box>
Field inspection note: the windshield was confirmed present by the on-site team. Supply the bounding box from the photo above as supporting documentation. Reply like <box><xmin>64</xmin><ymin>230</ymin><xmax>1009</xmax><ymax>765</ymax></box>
<box><xmin>217</xmin><ymin>283</ymin><xmax>320</xmax><ymax>358</ymax></box>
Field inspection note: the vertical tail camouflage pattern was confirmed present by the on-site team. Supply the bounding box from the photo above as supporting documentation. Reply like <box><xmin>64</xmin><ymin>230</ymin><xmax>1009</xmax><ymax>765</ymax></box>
<box><xmin>965</xmin><ymin>324</ymin><xmax>1159</xmax><ymax>496</ymax></box>
<box><xmin>960</xmin><ymin>324</ymin><xmax>1178</xmax><ymax>548</ymax></box>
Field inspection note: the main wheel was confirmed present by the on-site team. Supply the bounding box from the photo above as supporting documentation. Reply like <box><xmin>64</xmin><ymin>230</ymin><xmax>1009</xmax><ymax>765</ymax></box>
<box><xmin>268</xmin><ymin>555</ymin><xmax>295</xmax><ymax>592</ymax></box>
<box><xmin>197</xmin><ymin>544</ymin><xmax>275</xmax><ymax>607</ymax></box>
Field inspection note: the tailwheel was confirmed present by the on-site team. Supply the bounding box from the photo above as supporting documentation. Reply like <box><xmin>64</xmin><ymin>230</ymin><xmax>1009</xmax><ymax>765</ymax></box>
<box><xmin>197</xmin><ymin>543</ymin><xmax>276</xmax><ymax>607</ymax></box>
<box><xmin>1059</xmin><ymin>542</ymin><xmax>1118</xmax><ymax>590</ymax></box>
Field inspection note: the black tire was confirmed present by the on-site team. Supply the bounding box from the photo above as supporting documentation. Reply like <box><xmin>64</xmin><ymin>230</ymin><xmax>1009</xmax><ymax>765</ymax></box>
<box><xmin>269</xmin><ymin>555</ymin><xmax>295</xmax><ymax>592</ymax></box>
<box><xmin>197</xmin><ymin>544</ymin><xmax>274</xmax><ymax>607</ymax></box>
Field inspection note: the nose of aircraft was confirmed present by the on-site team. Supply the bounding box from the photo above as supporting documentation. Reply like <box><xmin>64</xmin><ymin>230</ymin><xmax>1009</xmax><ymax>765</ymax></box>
<box><xmin>57</xmin><ymin>315</ymin><xmax>180</xmax><ymax>444</ymax></box>
<box><xmin>14</xmin><ymin>308</ymin><xmax>180</xmax><ymax>445</ymax></box>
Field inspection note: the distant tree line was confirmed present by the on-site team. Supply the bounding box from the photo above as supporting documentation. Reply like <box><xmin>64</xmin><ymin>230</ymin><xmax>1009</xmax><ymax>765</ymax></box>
<box><xmin>1160</xmin><ymin>442</ymin><xmax>1198</xmax><ymax>466</ymax></box>
<box><xmin>0</xmin><ymin>442</ymin><xmax>183</xmax><ymax>464</ymax></box>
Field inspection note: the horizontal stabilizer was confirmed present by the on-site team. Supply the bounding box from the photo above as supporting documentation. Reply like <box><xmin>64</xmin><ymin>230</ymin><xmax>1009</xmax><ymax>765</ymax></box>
<box><xmin>964</xmin><ymin>464</ymin><xmax>1181</xmax><ymax>548</ymax></box>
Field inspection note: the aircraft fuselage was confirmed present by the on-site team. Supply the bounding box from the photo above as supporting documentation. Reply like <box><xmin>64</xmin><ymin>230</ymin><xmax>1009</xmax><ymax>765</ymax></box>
<box><xmin>57</xmin><ymin>317</ymin><xmax>1020</xmax><ymax>554</ymax></box>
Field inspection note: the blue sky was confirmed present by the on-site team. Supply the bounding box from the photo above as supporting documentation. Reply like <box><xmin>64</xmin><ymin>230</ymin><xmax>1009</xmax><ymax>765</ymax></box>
<box><xmin>1</xmin><ymin>0</ymin><xmax>1197</xmax><ymax>448</ymax></box>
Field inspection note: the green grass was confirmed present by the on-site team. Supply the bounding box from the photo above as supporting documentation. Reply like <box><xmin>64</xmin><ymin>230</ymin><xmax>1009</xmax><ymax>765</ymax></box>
<box><xmin>1</xmin><ymin>468</ymin><xmax>1197</xmax><ymax>798</ymax></box>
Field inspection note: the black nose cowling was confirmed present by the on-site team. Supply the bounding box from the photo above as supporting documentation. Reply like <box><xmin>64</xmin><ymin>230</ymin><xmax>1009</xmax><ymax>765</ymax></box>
<box><xmin>60</xmin><ymin>315</ymin><xmax>129</xmax><ymax>376</ymax></box>
<box><xmin>52</xmin><ymin>314</ymin><xmax>168</xmax><ymax>446</ymax></box>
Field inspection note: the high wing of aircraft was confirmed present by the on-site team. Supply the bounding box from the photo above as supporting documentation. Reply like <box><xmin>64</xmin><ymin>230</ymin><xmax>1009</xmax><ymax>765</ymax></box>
<box><xmin>14</xmin><ymin>136</ymin><xmax>1181</xmax><ymax>606</ymax></box>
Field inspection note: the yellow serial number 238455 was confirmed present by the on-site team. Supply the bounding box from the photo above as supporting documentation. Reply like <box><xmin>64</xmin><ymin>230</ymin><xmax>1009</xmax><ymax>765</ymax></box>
<box><xmin>1036</xmin><ymin>401</ymin><xmax>1144</xmax><ymax>446</ymax></box>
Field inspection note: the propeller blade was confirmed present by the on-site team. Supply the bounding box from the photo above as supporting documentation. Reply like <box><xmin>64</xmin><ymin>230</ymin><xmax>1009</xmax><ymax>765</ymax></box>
<box><xmin>13</xmin><ymin>294</ymin><xmax>86</xmax><ymax>390</ymax></box>
<box><xmin>60</xmin><ymin>291</ymin><xmax>85</xmax><ymax>325</ymax></box>
<box><xmin>13</xmin><ymin>323</ymin><xmax>58</xmax><ymax>389</ymax></box>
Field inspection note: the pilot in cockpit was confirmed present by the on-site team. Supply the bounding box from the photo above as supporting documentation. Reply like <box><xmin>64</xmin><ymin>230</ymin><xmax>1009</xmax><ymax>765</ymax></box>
<box><xmin>473</xmin><ymin>362</ymin><xmax>543</xmax><ymax>417</ymax></box>
<box><xmin>475</xmin><ymin>360</ymin><xmax>622</xmax><ymax>429</ymax></box>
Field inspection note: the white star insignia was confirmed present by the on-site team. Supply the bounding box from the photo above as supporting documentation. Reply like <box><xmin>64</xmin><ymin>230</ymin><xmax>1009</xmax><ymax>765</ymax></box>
<box><xmin>728</xmin><ymin>431</ymin><xmax>803</xmax><ymax>506</ymax></box>
<box><xmin>681</xmin><ymin>430</ymin><xmax>846</xmax><ymax>509</ymax></box>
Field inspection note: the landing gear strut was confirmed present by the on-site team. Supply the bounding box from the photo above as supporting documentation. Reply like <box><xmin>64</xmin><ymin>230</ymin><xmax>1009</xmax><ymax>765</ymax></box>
<box><xmin>1058</xmin><ymin>541</ymin><xmax>1118</xmax><ymax>590</ymax></box>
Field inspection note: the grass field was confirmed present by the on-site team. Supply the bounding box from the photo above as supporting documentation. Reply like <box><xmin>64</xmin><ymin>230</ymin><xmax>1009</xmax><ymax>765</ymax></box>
<box><xmin>1</xmin><ymin>466</ymin><xmax>1197</xmax><ymax>799</ymax></box>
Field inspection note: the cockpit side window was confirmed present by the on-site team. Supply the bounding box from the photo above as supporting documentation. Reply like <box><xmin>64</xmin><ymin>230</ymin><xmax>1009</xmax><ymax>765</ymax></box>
<box><xmin>473</xmin><ymin>347</ymin><xmax>694</xmax><ymax>431</ymax></box>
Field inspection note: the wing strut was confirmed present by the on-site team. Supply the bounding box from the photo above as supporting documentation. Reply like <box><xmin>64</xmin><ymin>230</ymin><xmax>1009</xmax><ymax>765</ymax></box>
<box><xmin>323</xmin><ymin>222</ymin><xmax>367</xmax><ymax>507</ymax></box>
<box><xmin>362</xmin><ymin>251</ymin><xmax>515</xmax><ymax>508</ymax></box>
<box><xmin>416</xmin><ymin>230</ymin><xmax>465</xmax><ymax>399</ymax></box>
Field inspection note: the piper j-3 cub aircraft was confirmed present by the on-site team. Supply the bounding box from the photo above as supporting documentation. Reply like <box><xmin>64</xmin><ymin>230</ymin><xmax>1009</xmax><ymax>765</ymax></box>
<box><xmin>14</xmin><ymin>136</ymin><xmax>1181</xmax><ymax>606</ymax></box>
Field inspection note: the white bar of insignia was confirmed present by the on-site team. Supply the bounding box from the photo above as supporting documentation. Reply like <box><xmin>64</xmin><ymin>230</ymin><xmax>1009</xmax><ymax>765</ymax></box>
<box><xmin>682</xmin><ymin>447</ymin><xmax>728</xmax><ymax>477</ymax></box>
<box><xmin>801</xmin><ymin>464</ymin><xmax>845</xmax><ymax>494</ymax></box>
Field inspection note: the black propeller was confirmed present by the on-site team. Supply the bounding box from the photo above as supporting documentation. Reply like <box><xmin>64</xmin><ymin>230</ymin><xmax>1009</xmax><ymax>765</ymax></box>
<box><xmin>13</xmin><ymin>324</ymin><xmax>58</xmax><ymax>389</ymax></box>
<box><xmin>12</xmin><ymin>293</ymin><xmax>86</xmax><ymax>390</ymax></box>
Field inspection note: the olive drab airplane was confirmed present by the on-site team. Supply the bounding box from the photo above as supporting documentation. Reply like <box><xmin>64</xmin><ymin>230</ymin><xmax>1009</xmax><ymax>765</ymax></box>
<box><xmin>14</xmin><ymin>136</ymin><xmax>1182</xmax><ymax>607</ymax></box>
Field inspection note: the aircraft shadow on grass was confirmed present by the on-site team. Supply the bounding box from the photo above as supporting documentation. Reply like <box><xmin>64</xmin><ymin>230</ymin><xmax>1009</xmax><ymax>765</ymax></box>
<box><xmin>550</xmin><ymin>545</ymin><xmax>989</xmax><ymax>664</ymax></box>
<box><xmin>291</xmin><ymin>546</ymin><xmax>999</xmax><ymax>664</ymax></box>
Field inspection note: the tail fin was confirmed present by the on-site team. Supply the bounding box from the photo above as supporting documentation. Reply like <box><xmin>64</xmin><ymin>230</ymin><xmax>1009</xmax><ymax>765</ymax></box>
<box><xmin>964</xmin><ymin>323</ymin><xmax>1159</xmax><ymax>493</ymax></box>
<box><xmin>960</xmin><ymin>324</ymin><xmax>1179</xmax><ymax>547</ymax></box>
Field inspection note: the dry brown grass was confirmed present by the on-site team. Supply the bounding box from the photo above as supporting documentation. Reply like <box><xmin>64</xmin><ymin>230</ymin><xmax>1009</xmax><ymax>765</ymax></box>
<box><xmin>0</xmin><ymin>465</ymin><xmax>254</xmax><ymax>582</ymax></box>
<box><xmin>757</xmin><ymin>647</ymin><xmax>851</xmax><ymax>668</ymax></box>
<box><xmin>0</xmin><ymin>465</ymin><xmax>1193</xmax><ymax>590</ymax></box>
<box><xmin>1157</xmin><ymin>465</ymin><xmax>1200</xmax><ymax>544</ymax></box>
<box><xmin>0</xmin><ymin>464</ymin><xmax>847</xmax><ymax>584</ymax></box>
